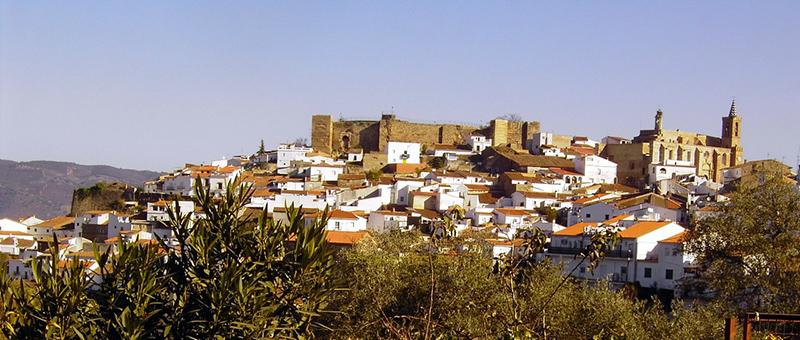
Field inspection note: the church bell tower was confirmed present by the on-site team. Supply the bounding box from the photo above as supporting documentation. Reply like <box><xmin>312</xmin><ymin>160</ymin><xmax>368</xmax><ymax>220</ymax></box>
<box><xmin>721</xmin><ymin>99</ymin><xmax>743</xmax><ymax>165</ymax></box>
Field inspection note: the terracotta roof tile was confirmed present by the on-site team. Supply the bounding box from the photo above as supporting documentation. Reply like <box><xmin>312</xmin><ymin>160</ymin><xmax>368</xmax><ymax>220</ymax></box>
<box><xmin>619</xmin><ymin>221</ymin><xmax>672</xmax><ymax>239</ymax></box>
<box><xmin>553</xmin><ymin>222</ymin><xmax>599</xmax><ymax>236</ymax></box>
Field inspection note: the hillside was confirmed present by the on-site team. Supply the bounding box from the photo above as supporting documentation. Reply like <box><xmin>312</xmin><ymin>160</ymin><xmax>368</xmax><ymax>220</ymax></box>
<box><xmin>0</xmin><ymin>159</ymin><xmax>160</xmax><ymax>219</ymax></box>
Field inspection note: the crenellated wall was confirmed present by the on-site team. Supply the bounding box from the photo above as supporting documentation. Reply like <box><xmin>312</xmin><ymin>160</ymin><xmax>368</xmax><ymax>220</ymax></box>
<box><xmin>311</xmin><ymin>115</ymin><xmax>540</xmax><ymax>154</ymax></box>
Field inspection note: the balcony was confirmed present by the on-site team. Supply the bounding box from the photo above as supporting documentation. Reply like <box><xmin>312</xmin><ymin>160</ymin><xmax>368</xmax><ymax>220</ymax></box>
<box><xmin>547</xmin><ymin>246</ymin><xmax>633</xmax><ymax>259</ymax></box>
<box><xmin>547</xmin><ymin>246</ymin><xmax>582</xmax><ymax>255</ymax></box>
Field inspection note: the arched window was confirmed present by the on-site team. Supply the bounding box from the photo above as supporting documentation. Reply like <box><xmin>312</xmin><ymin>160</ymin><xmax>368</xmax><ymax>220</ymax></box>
<box><xmin>342</xmin><ymin>135</ymin><xmax>351</xmax><ymax>150</ymax></box>
<box><xmin>734</xmin><ymin>123</ymin><xmax>739</xmax><ymax>137</ymax></box>
<box><xmin>659</xmin><ymin>168</ymin><xmax>667</xmax><ymax>175</ymax></box>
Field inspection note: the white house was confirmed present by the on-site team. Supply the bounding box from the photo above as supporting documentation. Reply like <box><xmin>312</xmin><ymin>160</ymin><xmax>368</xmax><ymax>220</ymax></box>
<box><xmin>637</xmin><ymin>231</ymin><xmax>696</xmax><ymax>291</ymax></box>
<box><xmin>492</xmin><ymin>208</ymin><xmax>536</xmax><ymax>239</ymax></box>
<box><xmin>387</xmin><ymin>142</ymin><xmax>421</xmax><ymax>164</ymax></box>
<box><xmin>648</xmin><ymin>160</ymin><xmax>697</xmax><ymax>185</ymax></box>
<box><xmin>466</xmin><ymin>135</ymin><xmax>493</xmax><ymax>153</ymax></box>
<box><xmin>277</xmin><ymin>144</ymin><xmax>313</xmax><ymax>168</ymax></box>
<box><xmin>510</xmin><ymin>191</ymin><xmax>560</xmax><ymax>210</ymax></box>
<box><xmin>74</xmin><ymin>211</ymin><xmax>132</xmax><ymax>242</ymax></box>
<box><xmin>345</xmin><ymin>149</ymin><xmax>364</xmax><ymax>163</ymax></box>
<box><xmin>367</xmin><ymin>210</ymin><xmax>409</xmax><ymax>233</ymax></box>
<box><xmin>547</xmin><ymin>221</ymin><xmax>686</xmax><ymax>286</ymax></box>
<box><xmin>18</xmin><ymin>216</ymin><xmax>44</xmax><ymax>226</ymax></box>
<box><xmin>304</xmin><ymin>164</ymin><xmax>345</xmax><ymax>182</ymax></box>
<box><xmin>307</xmin><ymin>210</ymin><xmax>368</xmax><ymax>232</ymax></box>
<box><xmin>0</xmin><ymin>218</ymin><xmax>28</xmax><ymax>233</ymax></box>
<box><xmin>529</xmin><ymin>220</ymin><xmax>566</xmax><ymax>237</ymax></box>
<box><xmin>573</xmin><ymin>155</ymin><xmax>617</xmax><ymax>185</ymax></box>
<box><xmin>393</xmin><ymin>177</ymin><xmax>426</xmax><ymax>206</ymax></box>
<box><xmin>430</xmin><ymin>145</ymin><xmax>473</xmax><ymax>161</ymax></box>
<box><xmin>147</xmin><ymin>200</ymin><xmax>195</xmax><ymax>222</ymax></box>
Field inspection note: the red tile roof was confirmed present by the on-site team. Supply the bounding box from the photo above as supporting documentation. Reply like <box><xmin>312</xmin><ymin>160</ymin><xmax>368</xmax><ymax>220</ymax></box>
<box><xmin>325</xmin><ymin>231</ymin><xmax>370</xmax><ymax>246</ymax></box>
<box><xmin>494</xmin><ymin>208</ymin><xmax>532</xmax><ymax>216</ymax></box>
<box><xmin>601</xmin><ymin>214</ymin><xmax>633</xmax><ymax>225</ymax></box>
<box><xmin>619</xmin><ymin>221</ymin><xmax>672</xmax><ymax>239</ymax></box>
<box><xmin>553</xmin><ymin>222</ymin><xmax>599</xmax><ymax>236</ymax></box>
<box><xmin>658</xmin><ymin>231</ymin><xmax>687</xmax><ymax>244</ymax></box>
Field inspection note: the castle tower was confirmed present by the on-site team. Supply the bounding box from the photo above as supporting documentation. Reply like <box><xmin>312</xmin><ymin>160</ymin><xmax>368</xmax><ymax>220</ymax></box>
<box><xmin>721</xmin><ymin>100</ymin><xmax>743</xmax><ymax>165</ymax></box>
<box><xmin>311</xmin><ymin>115</ymin><xmax>333</xmax><ymax>153</ymax></box>
<box><xmin>654</xmin><ymin>109</ymin><xmax>664</xmax><ymax>133</ymax></box>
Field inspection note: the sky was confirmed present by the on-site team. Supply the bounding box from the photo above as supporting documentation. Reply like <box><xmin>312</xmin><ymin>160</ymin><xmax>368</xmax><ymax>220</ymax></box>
<box><xmin>1</xmin><ymin>1</ymin><xmax>798</xmax><ymax>172</ymax></box>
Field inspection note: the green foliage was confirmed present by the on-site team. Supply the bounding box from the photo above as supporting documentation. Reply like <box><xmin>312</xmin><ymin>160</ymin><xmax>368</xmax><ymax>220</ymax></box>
<box><xmin>535</xmin><ymin>206</ymin><xmax>558</xmax><ymax>222</ymax></box>
<box><xmin>0</xmin><ymin>178</ymin><xmax>339</xmax><ymax>338</ymax></box>
<box><xmin>75</xmin><ymin>182</ymin><xmax>109</xmax><ymax>199</ymax></box>
<box><xmin>686</xmin><ymin>169</ymin><xmax>800</xmax><ymax>313</ymax></box>
<box><xmin>0</xmin><ymin>238</ymin><xmax>99</xmax><ymax>338</ymax></box>
<box><xmin>365</xmin><ymin>168</ymin><xmax>383</xmax><ymax>181</ymax></box>
<box><xmin>320</xmin><ymin>231</ymin><xmax>721</xmax><ymax>339</ymax></box>
<box><xmin>427</xmin><ymin>156</ymin><xmax>447</xmax><ymax>169</ymax></box>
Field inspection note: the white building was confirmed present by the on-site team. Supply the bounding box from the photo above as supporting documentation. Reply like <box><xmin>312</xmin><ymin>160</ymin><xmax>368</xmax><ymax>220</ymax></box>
<box><xmin>648</xmin><ymin>160</ymin><xmax>698</xmax><ymax>185</ymax></box>
<box><xmin>387</xmin><ymin>142</ymin><xmax>421</xmax><ymax>164</ymax></box>
<box><xmin>466</xmin><ymin>135</ymin><xmax>493</xmax><ymax>153</ymax></box>
<box><xmin>367</xmin><ymin>210</ymin><xmax>409</xmax><ymax>233</ymax></box>
<box><xmin>510</xmin><ymin>191</ymin><xmax>560</xmax><ymax>210</ymax></box>
<box><xmin>573</xmin><ymin>155</ymin><xmax>617</xmax><ymax>185</ymax></box>
<box><xmin>74</xmin><ymin>211</ymin><xmax>132</xmax><ymax>242</ymax></box>
<box><xmin>277</xmin><ymin>144</ymin><xmax>313</xmax><ymax>168</ymax></box>
<box><xmin>307</xmin><ymin>210</ymin><xmax>368</xmax><ymax>232</ymax></box>
<box><xmin>547</xmin><ymin>220</ymin><xmax>687</xmax><ymax>290</ymax></box>
<box><xmin>304</xmin><ymin>164</ymin><xmax>345</xmax><ymax>182</ymax></box>
<box><xmin>147</xmin><ymin>200</ymin><xmax>196</xmax><ymax>222</ymax></box>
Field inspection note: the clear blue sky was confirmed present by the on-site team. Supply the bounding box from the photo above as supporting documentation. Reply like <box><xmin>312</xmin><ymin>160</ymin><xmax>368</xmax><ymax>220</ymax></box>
<box><xmin>1</xmin><ymin>1</ymin><xmax>798</xmax><ymax>171</ymax></box>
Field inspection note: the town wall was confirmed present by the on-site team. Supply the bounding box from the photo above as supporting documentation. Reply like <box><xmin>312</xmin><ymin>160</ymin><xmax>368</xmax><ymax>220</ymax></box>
<box><xmin>311</xmin><ymin>114</ymin><xmax>540</xmax><ymax>154</ymax></box>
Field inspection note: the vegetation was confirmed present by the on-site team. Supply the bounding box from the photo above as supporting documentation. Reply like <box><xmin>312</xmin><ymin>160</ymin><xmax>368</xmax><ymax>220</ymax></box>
<box><xmin>319</xmin><ymin>230</ymin><xmax>722</xmax><ymax>339</ymax></box>
<box><xmin>686</xmin><ymin>169</ymin><xmax>800</xmax><ymax>313</ymax></box>
<box><xmin>2</xmin><ymin>171</ymin><xmax>798</xmax><ymax>338</ymax></box>
<box><xmin>426</xmin><ymin>156</ymin><xmax>447</xmax><ymax>169</ymax></box>
<box><xmin>0</xmin><ymin>179</ymin><xmax>338</xmax><ymax>338</ymax></box>
<box><xmin>365</xmin><ymin>168</ymin><xmax>383</xmax><ymax>181</ymax></box>
<box><xmin>257</xmin><ymin>139</ymin><xmax>266</xmax><ymax>154</ymax></box>
<box><xmin>74</xmin><ymin>182</ymin><xmax>109</xmax><ymax>199</ymax></box>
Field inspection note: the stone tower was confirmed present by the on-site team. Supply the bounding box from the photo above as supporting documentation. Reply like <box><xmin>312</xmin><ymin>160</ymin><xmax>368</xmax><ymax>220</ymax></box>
<box><xmin>311</xmin><ymin>115</ymin><xmax>334</xmax><ymax>154</ymax></box>
<box><xmin>654</xmin><ymin>109</ymin><xmax>664</xmax><ymax>133</ymax></box>
<box><xmin>721</xmin><ymin>100</ymin><xmax>743</xmax><ymax>165</ymax></box>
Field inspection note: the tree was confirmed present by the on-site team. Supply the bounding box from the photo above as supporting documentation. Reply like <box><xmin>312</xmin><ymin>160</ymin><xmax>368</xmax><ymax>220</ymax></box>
<box><xmin>685</xmin><ymin>170</ymin><xmax>800</xmax><ymax>313</ymax></box>
<box><xmin>0</xmin><ymin>178</ymin><xmax>340</xmax><ymax>338</ymax></box>
<box><xmin>257</xmin><ymin>139</ymin><xmax>266</xmax><ymax>154</ymax></box>
<box><xmin>427</xmin><ymin>156</ymin><xmax>447</xmax><ymax>170</ymax></box>
<box><xmin>496</xmin><ymin>113</ymin><xmax>523</xmax><ymax>122</ymax></box>
<box><xmin>319</xmin><ymin>231</ymin><xmax>721</xmax><ymax>339</ymax></box>
<box><xmin>365</xmin><ymin>168</ymin><xmax>383</xmax><ymax>181</ymax></box>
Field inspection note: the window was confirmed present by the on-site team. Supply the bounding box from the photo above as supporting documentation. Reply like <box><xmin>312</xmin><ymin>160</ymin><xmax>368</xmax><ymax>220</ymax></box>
<box><xmin>666</xmin><ymin>269</ymin><xmax>674</xmax><ymax>280</ymax></box>
<box><xmin>218</xmin><ymin>183</ymin><xmax>223</xmax><ymax>190</ymax></box>
<box><xmin>644</xmin><ymin>267</ymin><xmax>652</xmax><ymax>278</ymax></box>
<box><xmin>585</xmin><ymin>213</ymin><xmax>591</xmax><ymax>218</ymax></box>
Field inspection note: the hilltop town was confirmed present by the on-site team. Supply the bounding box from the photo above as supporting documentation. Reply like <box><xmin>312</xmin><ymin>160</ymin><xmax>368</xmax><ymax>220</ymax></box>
<box><xmin>2</xmin><ymin>100</ymin><xmax>798</xmax><ymax>301</ymax></box>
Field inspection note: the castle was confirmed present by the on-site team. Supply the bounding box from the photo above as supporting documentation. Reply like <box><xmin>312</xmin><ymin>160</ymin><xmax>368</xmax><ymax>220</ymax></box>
<box><xmin>602</xmin><ymin>100</ymin><xmax>743</xmax><ymax>188</ymax></box>
<box><xmin>311</xmin><ymin>114</ymin><xmax>540</xmax><ymax>154</ymax></box>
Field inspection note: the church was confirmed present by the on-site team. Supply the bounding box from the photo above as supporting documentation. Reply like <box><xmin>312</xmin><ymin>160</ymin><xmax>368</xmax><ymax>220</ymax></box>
<box><xmin>602</xmin><ymin>101</ymin><xmax>743</xmax><ymax>189</ymax></box>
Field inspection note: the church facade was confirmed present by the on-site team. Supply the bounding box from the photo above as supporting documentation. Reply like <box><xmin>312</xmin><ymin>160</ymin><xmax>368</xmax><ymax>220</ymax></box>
<box><xmin>603</xmin><ymin>101</ymin><xmax>743</xmax><ymax>189</ymax></box>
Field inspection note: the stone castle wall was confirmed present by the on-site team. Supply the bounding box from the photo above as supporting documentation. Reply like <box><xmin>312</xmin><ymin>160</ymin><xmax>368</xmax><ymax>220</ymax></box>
<box><xmin>311</xmin><ymin>115</ymin><xmax>540</xmax><ymax>154</ymax></box>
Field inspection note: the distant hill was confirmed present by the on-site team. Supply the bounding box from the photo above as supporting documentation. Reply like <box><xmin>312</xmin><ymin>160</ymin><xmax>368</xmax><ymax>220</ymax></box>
<box><xmin>0</xmin><ymin>159</ymin><xmax>160</xmax><ymax>219</ymax></box>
